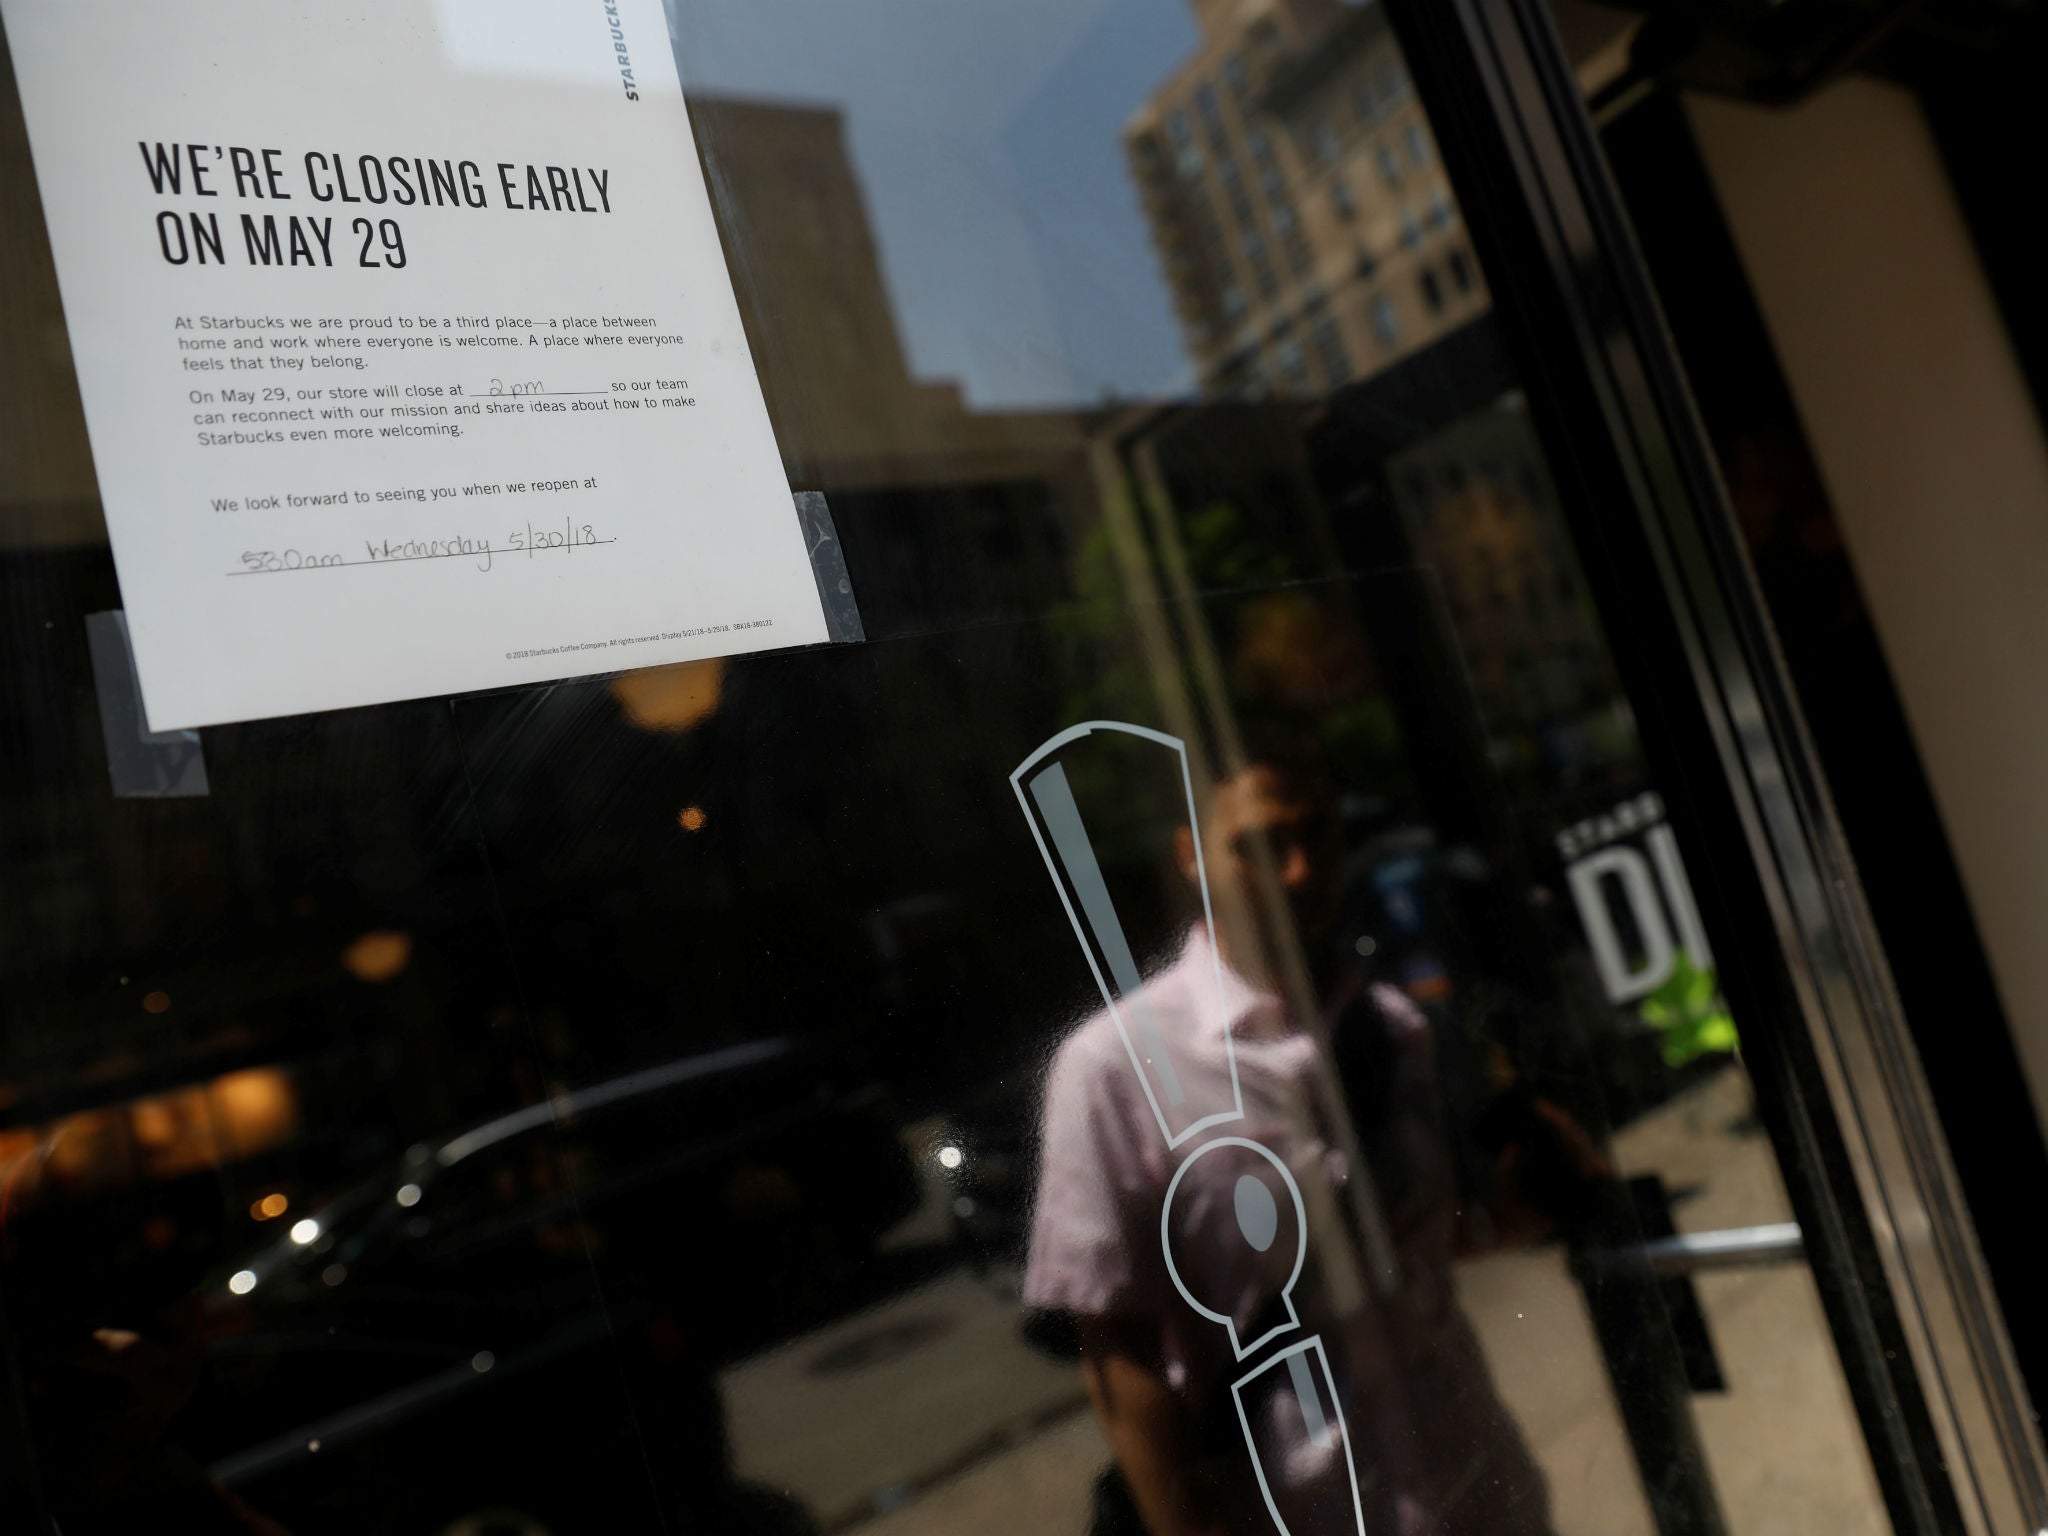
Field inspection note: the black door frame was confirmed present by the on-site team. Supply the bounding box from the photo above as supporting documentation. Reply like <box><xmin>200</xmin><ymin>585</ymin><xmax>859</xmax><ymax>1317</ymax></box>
<box><xmin>1384</xmin><ymin>2</ymin><xmax>2048</xmax><ymax>1534</ymax></box>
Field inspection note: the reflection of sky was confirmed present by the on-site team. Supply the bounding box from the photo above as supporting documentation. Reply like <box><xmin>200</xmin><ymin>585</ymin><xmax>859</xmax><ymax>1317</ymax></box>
<box><xmin>668</xmin><ymin>0</ymin><xmax>1199</xmax><ymax>409</ymax></box>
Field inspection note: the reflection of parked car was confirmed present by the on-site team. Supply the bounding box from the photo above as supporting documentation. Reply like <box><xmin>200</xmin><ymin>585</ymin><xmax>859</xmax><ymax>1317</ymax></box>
<box><xmin>928</xmin><ymin>1078</ymin><xmax>1038</xmax><ymax>1277</ymax></box>
<box><xmin>187</xmin><ymin>1039</ymin><xmax>918</xmax><ymax>1534</ymax></box>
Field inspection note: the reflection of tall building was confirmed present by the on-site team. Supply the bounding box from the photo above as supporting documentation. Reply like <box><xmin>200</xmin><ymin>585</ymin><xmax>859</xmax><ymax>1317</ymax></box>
<box><xmin>1385</xmin><ymin>407</ymin><xmax>1627</xmax><ymax>780</ymax></box>
<box><xmin>688</xmin><ymin>94</ymin><xmax>1102</xmax><ymax>634</ymax></box>
<box><xmin>1124</xmin><ymin>0</ymin><xmax>1488</xmax><ymax>399</ymax></box>
<box><xmin>690</xmin><ymin>96</ymin><xmax>1087</xmax><ymax>493</ymax></box>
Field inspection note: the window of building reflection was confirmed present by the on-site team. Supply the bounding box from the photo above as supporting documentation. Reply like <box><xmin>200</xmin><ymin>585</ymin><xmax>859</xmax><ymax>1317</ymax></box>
<box><xmin>1121</xmin><ymin>1</ymin><xmax>1485</xmax><ymax>403</ymax></box>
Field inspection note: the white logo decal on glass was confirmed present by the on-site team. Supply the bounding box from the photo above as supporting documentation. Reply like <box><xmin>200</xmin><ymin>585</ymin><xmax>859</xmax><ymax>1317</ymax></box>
<box><xmin>1012</xmin><ymin>721</ymin><xmax>1246</xmax><ymax>1148</ymax></box>
<box><xmin>1014</xmin><ymin>721</ymin><xmax>1367</xmax><ymax>1536</ymax></box>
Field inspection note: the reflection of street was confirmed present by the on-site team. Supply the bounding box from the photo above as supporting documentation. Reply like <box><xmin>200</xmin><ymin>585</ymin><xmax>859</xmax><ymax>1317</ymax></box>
<box><xmin>724</xmin><ymin>1065</ymin><xmax>1886</xmax><ymax>1536</ymax></box>
<box><xmin>846</xmin><ymin>1405</ymin><xmax>1104</xmax><ymax>1536</ymax></box>
<box><xmin>722</xmin><ymin>1266</ymin><xmax>1094</xmax><ymax>1532</ymax></box>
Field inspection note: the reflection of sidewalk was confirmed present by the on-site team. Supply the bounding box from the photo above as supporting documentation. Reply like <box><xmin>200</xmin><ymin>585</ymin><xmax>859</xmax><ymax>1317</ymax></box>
<box><xmin>728</xmin><ymin>1066</ymin><xmax>1889</xmax><ymax>1536</ymax></box>
<box><xmin>1459</xmin><ymin>1064</ymin><xmax>1889</xmax><ymax>1536</ymax></box>
<box><xmin>1612</xmin><ymin>1065</ymin><xmax>1888</xmax><ymax>1536</ymax></box>
<box><xmin>845</xmin><ymin>1404</ymin><xmax>1104</xmax><ymax>1536</ymax></box>
<box><xmin>721</xmin><ymin>1266</ymin><xmax>1097</xmax><ymax>1532</ymax></box>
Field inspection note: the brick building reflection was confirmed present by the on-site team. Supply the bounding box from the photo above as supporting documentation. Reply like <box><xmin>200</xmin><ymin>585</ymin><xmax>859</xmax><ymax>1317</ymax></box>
<box><xmin>1125</xmin><ymin>0</ymin><xmax>1486</xmax><ymax>398</ymax></box>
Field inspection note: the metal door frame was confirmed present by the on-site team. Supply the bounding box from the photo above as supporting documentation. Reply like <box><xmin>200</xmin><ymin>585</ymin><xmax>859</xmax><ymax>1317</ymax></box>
<box><xmin>1383</xmin><ymin>2</ymin><xmax>2048</xmax><ymax>1533</ymax></box>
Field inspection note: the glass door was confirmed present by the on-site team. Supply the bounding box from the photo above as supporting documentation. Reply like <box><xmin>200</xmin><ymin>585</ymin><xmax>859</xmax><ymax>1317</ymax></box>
<box><xmin>0</xmin><ymin>1</ymin><xmax>2036</xmax><ymax>1534</ymax></box>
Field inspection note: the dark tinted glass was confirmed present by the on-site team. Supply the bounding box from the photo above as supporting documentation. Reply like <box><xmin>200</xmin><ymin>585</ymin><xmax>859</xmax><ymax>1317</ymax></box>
<box><xmin>0</xmin><ymin>3</ymin><xmax>1894</xmax><ymax>1533</ymax></box>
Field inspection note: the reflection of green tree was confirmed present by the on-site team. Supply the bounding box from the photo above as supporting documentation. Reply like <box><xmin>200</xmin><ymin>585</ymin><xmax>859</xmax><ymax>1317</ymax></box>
<box><xmin>1639</xmin><ymin>951</ymin><xmax>1739</xmax><ymax>1067</ymax></box>
<box><xmin>1056</xmin><ymin>497</ymin><xmax>1292</xmax><ymax>726</ymax></box>
<box><xmin>1054</xmin><ymin>514</ymin><xmax>1157</xmax><ymax>730</ymax></box>
<box><xmin>1056</xmin><ymin>498</ymin><xmax>1409</xmax><ymax>796</ymax></box>
<box><xmin>1179</xmin><ymin>500</ymin><xmax>1293</xmax><ymax>592</ymax></box>
<box><xmin>1321</xmin><ymin>696</ymin><xmax>1404</xmax><ymax>789</ymax></box>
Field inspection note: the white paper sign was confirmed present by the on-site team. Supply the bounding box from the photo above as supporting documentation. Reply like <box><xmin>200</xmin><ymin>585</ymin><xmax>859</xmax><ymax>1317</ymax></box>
<box><xmin>1</xmin><ymin>0</ymin><xmax>829</xmax><ymax>729</ymax></box>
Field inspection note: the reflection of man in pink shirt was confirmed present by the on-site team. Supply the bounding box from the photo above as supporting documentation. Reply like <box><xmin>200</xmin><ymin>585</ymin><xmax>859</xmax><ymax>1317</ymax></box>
<box><xmin>1024</xmin><ymin>744</ymin><xmax>1555</xmax><ymax>1536</ymax></box>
